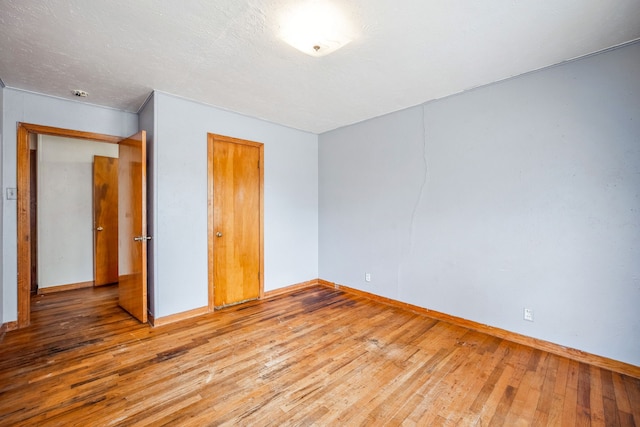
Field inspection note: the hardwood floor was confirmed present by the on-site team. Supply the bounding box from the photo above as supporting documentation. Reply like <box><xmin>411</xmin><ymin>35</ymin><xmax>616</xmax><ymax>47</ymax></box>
<box><xmin>0</xmin><ymin>285</ymin><xmax>638</xmax><ymax>426</ymax></box>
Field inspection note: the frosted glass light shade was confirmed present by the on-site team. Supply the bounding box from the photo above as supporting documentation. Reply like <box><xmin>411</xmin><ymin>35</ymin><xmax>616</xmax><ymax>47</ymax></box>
<box><xmin>279</xmin><ymin>1</ymin><xmax>353</xmax><ymax>57</ymax></box>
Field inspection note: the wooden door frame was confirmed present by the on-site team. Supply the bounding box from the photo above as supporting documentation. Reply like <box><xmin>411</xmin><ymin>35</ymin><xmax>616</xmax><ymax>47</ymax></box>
<box><xmin>16</xmin><ymin>123</ymin><xmax>122</xmax><ymax>328</ymax></box>
<box><xmin>207</xmin><ymin>133</ymin><xmax>264</xmax><ymax>311</ymax></box>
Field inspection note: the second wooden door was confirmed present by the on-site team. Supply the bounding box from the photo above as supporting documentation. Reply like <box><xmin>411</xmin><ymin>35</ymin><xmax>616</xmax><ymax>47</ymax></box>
<box><xmin>93</xmin><ymin>155</ymin><xmax>119</xmax><ymax>286</ymax></box>
<box><xmin>210</xmin><ymin>134</ymin><xmax>263</xmax><ymax>308</ymax></box>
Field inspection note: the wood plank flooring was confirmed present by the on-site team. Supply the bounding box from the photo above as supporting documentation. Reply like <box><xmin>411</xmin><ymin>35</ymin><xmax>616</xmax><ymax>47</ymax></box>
<box><xmin>0</xmin><ymin>284</ymin><xmax>638</xmax><ymax>426</ymax></box>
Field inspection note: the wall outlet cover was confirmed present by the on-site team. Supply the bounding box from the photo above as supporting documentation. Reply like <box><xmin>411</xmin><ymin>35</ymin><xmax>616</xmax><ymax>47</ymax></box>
<box><xmin>524</xmin><ymin>308</ymin><xmax>534</xmax><ymax>322</ymax></box>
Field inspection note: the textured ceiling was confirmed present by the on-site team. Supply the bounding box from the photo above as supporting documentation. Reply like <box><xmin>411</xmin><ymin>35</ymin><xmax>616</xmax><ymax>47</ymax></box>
<box><xmin>1</xmin><ymin>0</ymin><xmax>639</xmax><ymax>134</ymax></box>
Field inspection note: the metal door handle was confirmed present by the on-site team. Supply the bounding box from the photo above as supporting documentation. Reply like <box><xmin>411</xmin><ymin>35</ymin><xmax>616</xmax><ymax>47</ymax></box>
<box><xmin>96</xmin><ymin>226</ymin><xmax>104</xmax><ymax>231</ymax></box>
<box><xmin>216</xmin><ymin>232</ymin><xmax>223</xmax><ymax>237</ymax></box>
<box><xmin>133</xmin><ymin>236</ymin><xmax>152</xmax><ymax>242</ymax></box>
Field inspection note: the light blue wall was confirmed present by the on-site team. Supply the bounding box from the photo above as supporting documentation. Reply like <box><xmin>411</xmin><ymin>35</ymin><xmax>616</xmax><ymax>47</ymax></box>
<box><xmin>151</xmin><ymin>92</ymin><xmax>318</xmax><ymax>318</ymax></box>
<box><xmin>1</xmin><ymin>89</ymin><xmax>138</xmax><ymax>322</ymax></box>
<box><xmin>319</xmin><ymin>42</ymin><xmax>640</xmax><ymax>366</ymax></box>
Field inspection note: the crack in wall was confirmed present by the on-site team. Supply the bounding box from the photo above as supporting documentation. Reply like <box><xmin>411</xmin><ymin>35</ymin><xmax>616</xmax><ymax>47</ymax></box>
<box><xmin>409</xmin><ymin>104</ymin><xmax>429</xmax><ymax>251</ymax></box>
<box><xmin>397</xmin><ymin>105</ymin><xmax>429</xmax><ymax>295</ymax></box>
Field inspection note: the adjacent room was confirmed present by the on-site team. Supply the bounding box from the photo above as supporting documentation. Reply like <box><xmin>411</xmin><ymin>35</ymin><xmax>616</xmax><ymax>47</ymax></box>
<box><xmin>1</xmin><ymin>1</ymin><xmax>639</xmax><ymax>425</ymax></box>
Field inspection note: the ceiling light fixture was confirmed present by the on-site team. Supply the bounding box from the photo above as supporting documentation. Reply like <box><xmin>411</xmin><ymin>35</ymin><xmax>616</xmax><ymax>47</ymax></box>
<box><xmin>279</xmin><ymin>1</ymin><xmax>354</xmax><ymax>57</ymax></box>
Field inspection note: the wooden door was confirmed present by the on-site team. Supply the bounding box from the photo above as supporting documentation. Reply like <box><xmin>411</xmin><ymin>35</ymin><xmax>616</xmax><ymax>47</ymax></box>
<box><xmin>210</xmin><ymin>134</ymin><xmax>263</xmax><ymax>308</ymax></box>
<box><xmin>118</xmin><ymin>131</ymin><xmax>148</xmax><ymax>322</ymax></box>
<box><xmin>93</xmin><ymin>156</ymin><xmax>119</xmax><ymax>286</ymax></box>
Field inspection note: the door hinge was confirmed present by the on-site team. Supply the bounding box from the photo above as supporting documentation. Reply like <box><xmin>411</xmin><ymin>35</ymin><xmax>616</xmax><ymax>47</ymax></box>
<box><xmin>258</xmin><ymin>271</ymin><xmax>260</xmax><ymax>280</ymax></box>
<box><xmin>258</xmin><ymin>160</ymin><xmax>260</xmax><ymax>169</ymax></box>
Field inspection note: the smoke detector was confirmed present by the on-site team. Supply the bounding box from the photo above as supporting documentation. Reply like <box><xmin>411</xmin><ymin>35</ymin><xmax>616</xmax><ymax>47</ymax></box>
<box><xmin>72</xmin><ymin>89</ymin><xmax>89</xmax><ymax>97</ymax></box>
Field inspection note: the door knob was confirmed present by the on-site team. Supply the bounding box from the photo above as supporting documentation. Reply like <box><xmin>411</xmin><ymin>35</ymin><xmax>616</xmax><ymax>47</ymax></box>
<box><xmin>96</xmin><ymin>226</ymin><xmax>104</xmax><ymax>231</ymax></box>
<box><xmin>216</xmin><ymin>232</ymin><xmax>223</xmax><ymax>237</ymax></box>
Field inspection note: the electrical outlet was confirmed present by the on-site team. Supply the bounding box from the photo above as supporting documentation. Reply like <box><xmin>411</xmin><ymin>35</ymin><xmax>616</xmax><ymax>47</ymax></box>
<box><xmin>365</xmin><ymin>273</ymin><xmax>371</xmax><ymax>282</ymax></box>
<box><xmin>523</xmin><ymin>308</ymin><xmax>534</xmax><ymax>322</ymax></box>
<box><xmin>6</xmin><ymin>188</ymin><xmax>17</xmax><ymax>200</ymax></box>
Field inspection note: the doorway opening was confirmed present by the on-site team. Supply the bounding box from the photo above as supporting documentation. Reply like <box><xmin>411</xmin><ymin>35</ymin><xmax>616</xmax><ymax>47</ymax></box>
<box><xmin>16</xmin><ymin>123</ymin><xmax>148</xmax><ymax>328</ymax></box>
<box><xmin>32</xmin><ymin>134</ymin><xmax>119</xmax><ymax>295</ymax></box>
